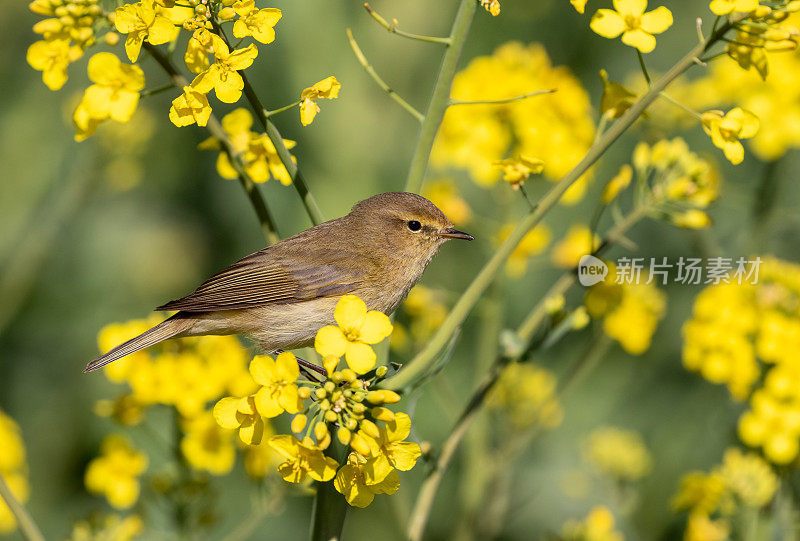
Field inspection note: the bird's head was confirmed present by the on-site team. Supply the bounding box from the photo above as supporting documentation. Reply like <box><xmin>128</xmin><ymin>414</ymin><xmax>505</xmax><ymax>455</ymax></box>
<box><xmin>349</xmin><ymin>192</ymin><xmax>473</xmax><ymax>264</ymax></box>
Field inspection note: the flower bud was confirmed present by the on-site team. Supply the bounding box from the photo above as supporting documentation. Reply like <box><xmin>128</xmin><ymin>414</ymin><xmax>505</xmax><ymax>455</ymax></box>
<box><xmin>375</xmin><ymin>366</ymin><xmax>388</xmax><ymax>378</ymax></box>
<box><xmin>351</xmin><ymin>402</ymin><xmax>366</xmax><ymax>414</ymax></box>
<box><xmin>218</xmin><ymin>6</ymin><xmax>235</xmax><ymax>19</ymax></box>
<box><xmin>317</xmin><ymin>431</ymin><xmax>331</xmax><ymax>450</ymax></box>
<box><xmin>752</xmin><ymin>5</ymin><xmax>772</xmax><ymax>19</ymax></box>
<box><xmin>291</xmin><ymin>414</ymin><xmax>307</xmax><ymax>433</ymax></box>
<box><xmin>371</xmin><ymin>407</ymin><xmax>395</xmax><ymax>422</ymax></box>
<box><xmin>345</xmin><ymin>418</ymin><xmax>358</xmax><ymax>431</ymax></box>
<box><xmin>318</xmin><ymin>399</ymin><xmax>331</xmax><ymax>410</ymax></box>
<box><xmin>298</xmin><ymin>386</ymin><xmax>312</xmax><ymax>399</ymax></box>
<box><xmin>340</xmin><ymin>368</ymin><xmax>357</xmax><ymax>382</ymax></box>
<box><xmin>314</xmin><ymin>388</ymin><xmax>327</xmax><ymax>400</ymax></box>
<box><xmin>324</xmin><ymin>410</ymin><xmax>338</xmax><ymax>423</ymax></box>
<box><xmin>765</xmin><ymin>39</ymin><xmax>798</xmax><ymax>51</ymax></box>
<box><xmin>337</xmin><ymin>427</ymin><xmax>351</xmax><ymax>446</ymax></box>
<box><xmin>314</xmin><ymin>422</ymin><xmax>328</xmax><ymax>442</ymax></box>
<box><xmin>367</xmin><ymin>389</ymin><xmax>401</xmax><ymax>404</ymax></box>
<box><xmin>360</xmin><ymin>419</ymin><xmax>380</xmax><ymax>439</ymax></box>
<box><xmin>350</xmin><ymin>433</ymin><xmax>372</xmax><ymax>456</ymax></box>
<box><xmin>323</xmin><ymin>355</ymin><xmax>339</xmax><ymax>376</ymax></box>
<box><xmin>103</xmin><ymin>32</ymin><xmax>119</xmax><ymax>46</ymax></box>
<box><xmin>324</xmin><ymin>381</ymin><xmax>336</xmax><ymax>394</ymax></box>
<box><xmin>332</xmin><ymin>371</ymin><xmax>344</xmax><ymax>383</ymax></box>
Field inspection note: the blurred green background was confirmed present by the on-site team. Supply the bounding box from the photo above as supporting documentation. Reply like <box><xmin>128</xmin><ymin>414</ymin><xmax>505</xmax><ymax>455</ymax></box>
<box><xmin>2</xmin><ymin>0</ymin><xmax>800</xmax><ymax>538</ymax></box>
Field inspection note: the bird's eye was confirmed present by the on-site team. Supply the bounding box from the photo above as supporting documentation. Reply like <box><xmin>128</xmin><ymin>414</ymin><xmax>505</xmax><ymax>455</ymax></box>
<box><xmin>407</xmin><ymin>220</ymin><xmax>422</xmax><ymax>232</ymax></box>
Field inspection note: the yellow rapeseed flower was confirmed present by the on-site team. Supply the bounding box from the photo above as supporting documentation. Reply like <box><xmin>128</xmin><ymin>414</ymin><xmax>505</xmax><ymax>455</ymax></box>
<box><xmin>584</xmin><ymin>426</ymin><xmax>653</xmax><ymax>481</ymax></box>
<box><xmin>232</xmin><ymin>0</ymin><xmax>282</xmax><ymax>44</ymax></box>
<box><xmin>315</xmin><ymin>295</ymin><xmax>393</xmax><ymax>374</ymax></box>
<box><xmin>709</xmin><ymin>0</ymin><xmax>759</xmax><ymax>16</ymax></box>
<box><xmin>26</xmin><ymin>39</ymin><xmax>79</xmax><ymax>90</ymax></box>
<box><xmin>251</xmin><ymin>352</ymin><xmax>303</xmax><ymax>417</ymax></box>
<box><xmin>213</xmin><ymin>394</ymin><xmax>266</xmax><ymax>445</ymax></box>
<box><xmin>114</xmin><ymin>0</ymin><xmax>176</xmax><ymax>62</ymax></box>
<box><xmin>602</xmin><ymin>164</ymin><xmax>633</xmax><ymax>203</ymax></box>
<box><xmin>551</xmin><ymin>225</ymin><xmax>600</xmax><ymax>269</ymax></box>
<box><xmin>169</xmin><ymin>85</ymin><xmax>212</xmax><ymax>127</ymax></box>
<box><xmin>561</xmin><ymin>506</ymin><xmax>624</xmax><ymax>541</ymax></box>
<box><xmin>335</xmin><ymin>453</ymin><xmax>399</xmax><ymax>508</ymax></box>
<box><xmin>359</xmin><ymin>412</ymin><xmax>421</xmax><ymax>485</ymax></box>
<box><xmin>423</xmin><ymin>180</ymin><xmax>471</xmax><ymax>226</ymax></box>
<box><xmin>0</xmin><ymin>410</ymin><xmax>30</xmax><ymax>535</ymax></box>
<box><xmin>299</xmin><ymin>76</ymin><xmax>341</xmax><ymax>126</ymax></box>
<box><xmin>496</xmin><ymin>223</ymin><xmax>552</xmax><ymax>277</ymax></box>
<box><xmin>191</xmin><ymin>34</ymin><xmax>258</xmax><ymax>103</ymax></box>
<box><xmin>268</xmin><ymin>434</ymin><xmax>338</xmax><ymax>483</ymax></box>
<box><xmin>180</xmin><ymin>412</ymin><xmax>236</xmax><ymax>475</ymax></box>
<box><xmin>718</xmin><ymin>448</ymin><xmax>777</xmax><ymax>507</ymax></box>
<box><xmin>493</xmin><ymin>155</ymin><xmax>544</xmax><ymax>189</ymax></box>
<box><xmin>85</xmin><ymin>435</ymin><xmax>148</xmax><ymax>509</ymax></box>
<box><xmin>184</xmin><ymin>28</ymin><xmax>212</xmax><ymax>74</ymax></box>
<box><xmin>599</xmin><ymin>69</ymin><xmax>637</xmax><ymax>119</ymax></box>
<box><xmin>590</xmin><ymin>0</ymin><xmax>673</xmax><ymax>53</ymax></box>
<box><xmin>480</xmin><ymin>0</ymin><xmax>501</xmax><ymax>16</ymax></box>
<box><xmin>701</xmin><ymin>108</ymin><xmax>760</xmax><ymax>164</ymax></box>
<box><xmin>487</xmin><ymin>363</ymin><xmax>563</xmax><ymax>428</ymax></box>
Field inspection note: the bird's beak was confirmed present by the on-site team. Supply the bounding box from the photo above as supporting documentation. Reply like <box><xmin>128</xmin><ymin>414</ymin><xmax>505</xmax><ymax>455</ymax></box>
<box><xmin>438</xmin><ymin>228</ymin><xmax>474</xmax><ymax>241</ymax></box>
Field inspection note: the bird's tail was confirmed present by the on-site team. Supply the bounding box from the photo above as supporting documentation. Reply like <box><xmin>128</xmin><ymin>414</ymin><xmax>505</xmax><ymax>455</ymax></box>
<box><xmin>83</xmin><ymin>315</ymin><xmax>195</xmax><ymax>373</ymax></box>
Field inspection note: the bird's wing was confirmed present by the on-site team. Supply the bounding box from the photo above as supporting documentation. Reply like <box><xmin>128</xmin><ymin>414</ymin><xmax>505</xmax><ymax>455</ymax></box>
<box><xmin>156</xmin><ymin>247</ymin><xmax>371</xmax><ymax>312</ymax></box>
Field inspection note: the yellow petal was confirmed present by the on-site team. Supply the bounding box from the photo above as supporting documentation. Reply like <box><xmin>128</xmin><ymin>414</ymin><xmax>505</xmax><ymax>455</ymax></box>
<box><xmin>254</xmin><ymin>386</ymin><xmax>284</xmax><ymax>417</ymax></box>
<box><xmin>621</xmin><ymin>28</ymin><xmax>657</xmax><ymax>53</ymax></box>
<box><xmin>279</xmin><ymin>385</ymin><xmax>303</xmax><ymax>414</ymax></box>
<box><xmin>363</xmin><ymin>454</ymin><xmax>393</xmax><ymax>485</ymax></box>
<box><xmin>227</xmin><ymin>43</ymin><xmax>258</xmax><ymax>71</ymax></box>
<box><xmin>590</xmin><ymin>9</ymin><xmax>626</xmax><ymax>38</ymax></box>
<box><xmin>275</xmin><ymin>351</ymin><xmax>300</xmax><ymax>382</ymax></box>
<box><xmin>387</xmin><ymin>441</ymin><xmax>421</xmax><ymax>471</ymax></box>
<box><xmin>359</xmin><ymin>311</ymin><xmax>393</xmax><ymax>344</ymax></box>
<box><xmin>386</xmin><ymin>412</ymin><xmax>412</xmax><ymax>442</ymax></box>
<box><xmin>124</xmin><ymin>33</ymin><xmax>144</xmax><ymax>63</ymax></box>
<box><xmin>232</xmin><ymin>0</ymin><xmax>255</xmax><ymax>17</ymax></box>
<box><xmin>345</xmin><ymin>341</ymin><xmax>376</xmax><ymax>374</ymax></box>
<box><xmin>268</xmin><ymin>434</ymin><xmax>300</xmax><ymax>460</ymax></box>
<box><xmin>108</xmin><ymin>90</ymin><xmax>140</xmax><ymax>123</ymax></box>
<box><xmin>613</xmin><ymin>0</ymin><xmax>646</xmax><ymax>16</ymax></box>
<box><xmin>249</xmin><ymin>355</ymin><xmax>277</xmax><ymax>386</ymax></box>
<box><xmin>214</xmin><ymin>70</ymin><xmax>244</xmax><ymax>103</ymax></box>
<box><xmin>640</xmin><ymin>6</ymin><xmax>673</xmax><ymax>34</ymax></box>
<box><xmin>299</xmin><ymin>98</ymin><xmax>319</xmax><ymax>126</ymax></box>
<box><xmin>87</xmin><ymin>52</ymin><xmax>122</xmax><ymax>85</ymax></box>
<box><xmin>83</xmin><ymin>85</ymin><xmax>113</xmax><ymax>119</ymax></box>
<box><xmin>213</xmin><ymin>396</ymin><xmax>243</xmax><ymax>429</ymax></box>
<box><xmin>334</xmin><ymin>295</ymin><xmax>367</xmax><ymax>331</ymax></box>
<box><xmin>221</xmin><ymin>107</ymin><xmax>253</xmax><ymax>135</ymax></box>
<box><xmin>722</xmin><ymin>140</ymin><xmax>745</xmax><ymax>164</ymax></box>
<box><xmin>728</xmin><ymin>108</ymin><xmax>759</xmax><ymax>139</ymax></box>
<box><xmin>315</xmin><ymin>325</ymin><xmax>347</xmax><ymax>358</ymax></box>
<box><xmin>570</xmin><ymin>0</ymin><xmax>588</xmax><ymax>14</ymax></box>
<box><xmin>147</xmin><ymin>15</ymin><xmax>176</xmax><ymax>45</ymax></box>
<box><xmin>307</xmin><ymin>452</ymin><xmax>338</xmax><ymax>482</ymax></box>
<box><xmin>371</xmin><ymin>468</ymin><xmax>399</xmax><ymax>495</ymax></box>
<box><xmin>232</xmin><ymin>19</ymin><xmax>249</xmax><ymax>39</ymax></box>
<box><xmin>239</xmin><ymin>416</ymin><xmax>264</xmax><ymax>445</ymax></box>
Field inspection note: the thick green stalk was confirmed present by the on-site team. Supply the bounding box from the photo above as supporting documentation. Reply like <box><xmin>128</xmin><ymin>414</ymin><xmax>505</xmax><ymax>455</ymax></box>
<box><xmin>0</xmin><ymin>472</ymin><xmax>45</xmax><ymax>541</ymax></box>
<box><xmin>386</xmin><ymin>27</ymin><xmax>726</xmax><ymax>391</ymax></box>
<box><xmin>404</xmin><ymin>0</ymin><xmax>477</xmax><ymax>193</ymax></box>
<box><xmin>143</xmin><ymin>43</ymin><xmax>281</xmax><ymax>244</ymax></box>
<box><xmin>310</xmin><ymin>445</ymin><xmax>347</xmax><ymax>541</ymax></box>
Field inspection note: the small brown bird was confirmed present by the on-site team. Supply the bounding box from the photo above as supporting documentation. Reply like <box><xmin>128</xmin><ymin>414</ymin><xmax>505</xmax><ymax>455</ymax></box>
<box><xmin>84</xmin><ymin>192</ymin><xmax>473</xmax><ymax>373</ymax></box>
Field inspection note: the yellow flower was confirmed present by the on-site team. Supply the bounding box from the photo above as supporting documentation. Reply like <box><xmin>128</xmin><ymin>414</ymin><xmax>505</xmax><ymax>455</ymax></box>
<box><xmin>551</xmin><ymin>225</ymin><xmax>600</xmax><ymax>268</ymax></box>
<box><xmin>232</xmin><ymin>0</ymin><xmax>282</xmax><ymax>44</ymax></box>
<box><xmin>114</xmin><ymin>0</ymin><xmax>176</xmax><ymax>62</ymax></box>
<box><xmin>201</xmin><ymin>108</ymin><xmax>296</xmax><ymax>184</ymax></box>
<box><xmin>496</xmin><ymin>223</ymin><xmax>552</xmax><ymax>277</ymax></box>
<box><xmin>360</xmin><ymin>412</ymin><xmax>421</xmax><ymax>484</ymax></box>
<box><xmin>584</xmin><ymin>426</ymin><xmax>652</xmax><ymax>481</ymax></box>
<box><xmin>599</xmin><ymin>69</ymin><xmax>636</xmax><ymax>119</ymax></box>
<box><xmin>487</xmin><ymin>363</ymin><xmax>563</xmax><ymax>428</ymax></box>
<box><xmin>184</xmin><ymin>28</ymin><xmax>212</xmax><ymax>74</ymax></box>
<box><xmin>709</xmin><ymin>0</ymin><xmax>759</xmax><ymax>16</ymax></box>
<box><xmin>243</xmin><ymin>438</ymin><xmax>281</xmax><ymax>478</ymax></box>
<box><xmin>590</xmin><ymin>0</ymin><xmax>673</xmax><ymax>53</ymax></box>
<box><xmin>180</xmin><ymin>412</ymin><xmax>236</xmax><ymax>475</ymax></box>
<box><xmin>315</xmin><ymin>295</ymin><xmax>393</xmax><ymax>374</ymax></box>
<box><xmin>672</xmin><ymin>209</ymin><xmax>711</xmax><ymax>229</ymax></box>
<box><xmin>423</xmin><ymin>180</ymin><xmax>471</xmax><ymax>226</ymax></box>
<box><xmin>571</xmin><ymin>0</ymin><xmax>589</xmax><ymax>14</ymax></box>
<box><xmin>169</xmin><ymin>85</ymin><xmax>212</xmax><ymax>127</ymax></box>
<box><xmin>562</xmin><ymin>506</ymin><xmax>624</xmax><ymax>541</ymax></box>
<box><xmin>213</xmin><ymin>394</ymin><xmax>266</xmax><ymax>445</ymax></box>
<box><xmin>26</xmin><ymin>39</ymin><xmax>78</xmax><ymax>90</ymax></box>
<box><xmin>602</xmin><ymin>164</ymin><xmax>633</xmax><ymax>203</ymax></box>
<box><xmin>250</xmin><ymin>352</ymin><xmax>303</xmax><ymax>417</ymax></box>
<box><xmin>493</xmin><ymin>156</ymin><xmax>544</xmax><ymax>188</ymax></box>
<box><xmin>603</xmin><ymin>282</ymin><xmax>666</xmax><ymax>355</ymax></box>
<box><xmin>268</xmin><ymin>434</ymin><xmax>338</xmax><ymax>483</ymax></box>
<box><xmin>299</xmin><ymin>76</ymin><xmax>341</xmax><ymax>126</ymax></box>
<box><xmin>0</xmin><ymin>410</ymin><xmax>30</xmax><ymax>535</ymax></box>
<box><xmin>718</xmin><ymin>448</ymin><xmax>777</xmax><ymax>507</ymax></box>
<box><xmin>335</xmin><ymin>453</ymin><xmax>399</xmax><ymax>508</ymax></box>
<box><xmin>480</xmin><ymin>0</ymin><xmax>501</xmax><ymax>16</ymax></box>
<box><xmin>701</xmin><ymin>108</ymin><xmax>760</xmax><ymax>165</ymax></box>
<box><xmin>191</xmin><ymin>34</ymin><xmax>258</xmax><ymax>103</ymax></box>
<box><xmin>84</xmin><ymin>435</ymin><xmax>148</xmax><ymax>509</ymax></box>
<box><xmin>68</xmin><ymin>514</ymin><xmax>143</xmax><ymax>541</ymax></box>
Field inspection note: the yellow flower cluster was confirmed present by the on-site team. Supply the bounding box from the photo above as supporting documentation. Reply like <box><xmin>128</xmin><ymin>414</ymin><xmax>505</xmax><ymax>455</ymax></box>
<box><xmin>487</xmin><ymin>363</ymin><xmax>563</xmax><ymax>429</ymax></box>
<box><xmin>496</xmin><ymin>222</ymin><xmax>552</xmax><ymax>277</ymax></box>
<box><xmin>27</xmin><ymin>0</ymin><xmax>103</xmax><ymax>90</ymax></box>
<box><xmin>561</xmin><ymin>506</ymin><xmax>624</xmax><ymax>541</ymax></box>
<box><xmin>683</xmin><ymin>257</ymin><xmax>800</xmax><ymax>463</ymax></box>
<box><xmin>210</xmin><ymin>294</ymin><xmax>418</xmax><ymax>507</ymax></box>
<box><xmin>85</xmin><ymin>435</ymin><xmax>148</xmax><ymax>509</ymax></box>
<box><xmin>583</xmin><ymin>426</ymin><xmax>652</xmax><ymax>481</ymax></box>
<box><xmin>585</xmin><ymin>264</ymin><xmax>667</xmax><ymax>355</ymax></box>
<box><xmin>69</xmin><ymin>514</ymin><xmax>143</xmax><ymax>541</ymax></box>
<box><xmin>0</xmin><ymin>410</ymin><xmax>30</xmax><ymax>534</ymax></box>
<box><xmin>673</xmin><ymin>448</ymin><xmax>777</xmax><ymax>539</ymax></box>
<box><xmin>432</xmin><ymin>42</ymin><xmax>595</xmax><ymax>203</ymax></box>
<box><xmin>199</xmin><ymin>108</ymin><xmax>295</xmax><ymax>184</ymax></box>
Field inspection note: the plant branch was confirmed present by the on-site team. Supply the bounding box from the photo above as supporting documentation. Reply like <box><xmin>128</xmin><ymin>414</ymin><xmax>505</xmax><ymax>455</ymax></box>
<box><xmin>142</xmin><ymin>43</ymin><xmax>280</xmax><ymax>244</ymax></box>
<box><xmin>448</xmin><ymin>88</ymin><xmax>556</xmax><ymax>106</ymax></box>
<box><xmin>347</xmin><ymin>28</ymin><xmax>424</xmax><ymax>122</ymax></box>
<box><xmin>404</xmin><ymin>0</ymin><xmax>477</xmax><ymax>193</ymax></box>
<box><xmin>0</xmin><ymin>472</ymin><xmax>45</xmax><ymax>541</ymax></box>
<box><xmin>363</xmin><ymin>3</ymin><xmax>451</xmax><ymax>45</ymax></box>
<box><xmin>385</xmin><ymin>18</ymin><xmax>736</xmax><ymax>391</ymax></box>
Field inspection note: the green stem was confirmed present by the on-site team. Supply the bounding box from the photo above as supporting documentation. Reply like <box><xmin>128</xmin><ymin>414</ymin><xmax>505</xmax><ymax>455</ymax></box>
<box><xmin>264</xmin><ymin>100</ymin><xmax>302</xmax><ymax>118</ymax></box>
<box><xmin>0</xmin><ymin>472</ymin><xmax>45</xmax><ymax>541</ymax></box>
<box><xmin>142</xmin><ymin>43</ymin><xmax>280</xmax><ymax>244</ymax></box>
<box><xmin>404</xmin><ymin>0</ymin><xmax>477</xmax><ymax>193</ymax></box>
<box><xmin>310</xmin><ymin>445</ymin><xmax>348</xmax><ymax>541</ymax></box>
<box><xmin>363</xmin><ymin>3</ymin><xmax>452</xmax><ymax>45</ymax></box>
<box><xmin>659</xmin><ymin>91</ymin><xmax>703</xmax><ymax>120</ymax></box>
<box><xmin>449</xmin><ymin>88</ymin><xmax>555</xmax><ymax>106</ymax></box>
<box><xmin>636</xmin><ymin>49</ymin><xmax>651</xmax><ymax>85</ymax></box>
<box><xmin>385</xmin><ymin>20</ymin><xmax>733</xmax><ymax>391</ymax></box>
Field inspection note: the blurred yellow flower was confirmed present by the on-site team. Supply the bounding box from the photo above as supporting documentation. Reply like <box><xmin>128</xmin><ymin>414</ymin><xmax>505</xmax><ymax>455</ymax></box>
<box><xmin>603</xmin><ymin>282</ymin><xmax>666</xmax><ymax>355</ymax></box>
<box><xmin>114</xmin><ymin>0</ymin><xmax>176</xmax><ymax>62</ymax></box>
<box><xmin>590</xmin><ymin>0</ymin><xmax>673</xmax><ymax>53</ymax></box>
<box><xmin>251</xmin><ymin>352</ymin><xmax>303</xmax><ymax>417</ymax></box>
<box><xmin>191</xmin><ymin>34</ymin><xmax>258</xmax><ymax>103</ymax></box>
<box><xmin>243</xmin><ymin>437</ymin><xmax>281</xmax><ymax>478</ymax></box>
<box><xmin>562</xmin><ymin>506</ymin><xmax>624</xmax><ymax>541</ymax></box>
<box><xmin>423</xmin><ymin>180</ymin><xmax>471</xmax><ymax>226</ymax></box>
<box><xmin>315</xmin><ymin>295</ymin><xmax>393</xmax><ymax>374</ymax></box>
<box><xmin>232</xmin><ymin>0</ymin><xmax>282</xmax><ymax>44</ymax></box>
<box><xmin>571</xmin><ymin>0</ymin><xmax>589</xmax><ymax>14</ymax></box>
<box><xmin>552</xmin><ymin>225</ymin><xmax>599</xmax><ymax>269</ymax></box>
<box><xmin>69</xmin><ymin>514</ymin><xmax>143</xmax><ymax>541</ymax></box>
<box><xmin>335</xmin><ymin>453</ymin><xmax>399</xmax><ymax>508</ymax></box>
<box><xmin>584</xmin><ymin>426</ymin><xmax>653</xmax><ymax>481</ymax></box>
<box><xmin>599</xmin><ymin>69</ymin><xmax>636</xmax><ymax>119</ymax></box>
<box><xmin>684</xmin><ymin>513</ymin><xmax>729</xmax><ymax>541</ymax></box>
<box><xmin>300</xmin><ymin>76</ymin><xmax>341</xmax><ymax>126</ymax></box>
<box><xmin>701</xmin><ymin>108</ymin><xmax>760</xmax><ymax>164</ymax></box>
<box><xmin>181</xmin><ymin>412</ymin><xmax>236</xmax><ymax>475</ymax></box>
<box><xmin>169</xmin><ymin>85</ymin><xmax>212</xmax><ymax>127</ymax></box>
<box><xmin>709</xmin><ymin>0</ymin><xmax>758</xmax><ymax>16</ymax></box>
<box><xmin>672</xmin><ymin>471</ymin><xmax>728</xmax><ymax>515</ymax></box>
<box><xmin>718</xmin><ymin>448</ymin><xmax>777</xmax><ymax>507</ymax></box>
<box><xmin>601</xmin><ymin>164</ymin><xmax>632</xmax><ymax>203</ymax></box>
<box><xmin>480</xmin><ymin>0</ymin><xmax>501</xmax><ymax>17</ymax></box>
<box><xmin>0</xmin><ymin>410</ymin><xmax>30</xmax><ymax>535</ymax></box>
<box><xmin>85</xmin><ymin>435</ymin><xmax>148</xmax><ymax>509</ymax></box>
<box><xmin>487</xmin><ymin>363</ymin><xmax>563</xmax><ymax>428</ymax></box>
<box><xmin>402</xmin><ymin>286</ymin><xmax>448</xmax><ymax>343</ymax></box>
<box><xmin>496</xmin><ymin>223</ymin><xmax>552</xmax><ymax>277</ymax></box>
<box><xmin>214</xmin><ymin>395</ymin><xmax>266</xmax><ymax>445</ymax></box>
<box><xmin>268</xmin><ymin>435</ymin><xmax>338</xmax><ymax>483</ymax></box>
<box><xmin>493</xmin><ymin>155</ymin><xmax>544</xmax><ymax>189</ymax></box>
